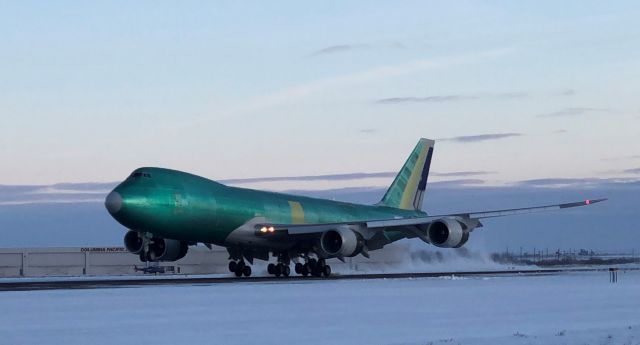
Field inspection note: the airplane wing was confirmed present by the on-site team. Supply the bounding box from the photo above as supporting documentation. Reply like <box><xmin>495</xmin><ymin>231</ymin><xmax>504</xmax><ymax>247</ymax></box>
<box><xmin>257</xmin><ymin>198</ymin><xmax>606</xmax><ymax>235</ymax></box>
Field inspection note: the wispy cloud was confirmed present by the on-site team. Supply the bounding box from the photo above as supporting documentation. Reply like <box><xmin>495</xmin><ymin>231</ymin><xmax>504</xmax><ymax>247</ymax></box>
<box><xmin>624</xmin><ymin>168</ymin><xmax>640</xmax><ymax>174</ymax></box>
<box><xmin>215</xmin><ymin>48</ymin><xmax>512</xmax><ymax>117</ymax></box>
<box><xmin>553</xmin><ymin>129</ymin><xmax>568</xmax><ymax>134</ymax></box>
<box><xmin>601</xmin><ymin>155</ymin><xmax>640</xmax><ymax>162</ymax></box>
<box><xmin>377</xmin><ymin>95</ymin><xmax>476</xmax><ymax>104</ymax></box>
<box><xmin>515</xmin><ymin>177</ymin><xmax>640</xmax><ymax>188</ymax></box>
<box><xmin>439</xmin><ymin>133</ymin><xmax>523</xmax><ymax>143</ymax></box>
<box><xmin>537</xmin><ymin>107</ymin><xmax>611</xmax><ymax>118</ymax></box>
<box><xmin>376</xmin><ymin>92</ymin><xmax>526</xmax><ymax>104</ymax></box>
<box><xmin>375</xmin><ymin>89</ymin><xmax>573</xmax><ymax>105</ymax></box>
<box><xmin>309</xmin><ymin>44</ymin><xmax>369</xmax><ymax>57</ymax></box>
<box><xmin>359</xmin><ymin>128</ymin><xmax>377</xmax><ymax>134</ymax></box>
<box><xmin>220</xmin><ymin>172</ymin><xmax>397</xmax><ymax>184</ymax></box>
<box><xmin>431</xmin><ymin>171</ymin><xmax>496</xmax><ymax>177</ymax></box>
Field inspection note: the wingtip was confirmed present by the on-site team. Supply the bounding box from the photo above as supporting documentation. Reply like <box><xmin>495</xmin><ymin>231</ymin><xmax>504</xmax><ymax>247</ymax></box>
<box><xmin>587</xmin><ymin>198</ymin><xmax>608</xmax><ymax>205</ymax></box>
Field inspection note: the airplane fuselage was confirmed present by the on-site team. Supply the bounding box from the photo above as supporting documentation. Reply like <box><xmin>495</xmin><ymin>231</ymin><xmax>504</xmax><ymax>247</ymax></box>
<box><xmin>106</xmin><ymin>167</ymin><xmax>424</xmax><ymax>248</ymax></box>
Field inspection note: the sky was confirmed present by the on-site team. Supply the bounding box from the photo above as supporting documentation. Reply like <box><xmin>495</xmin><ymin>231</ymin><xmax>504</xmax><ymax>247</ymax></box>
<box><xmin>1</xmin><ymin>1</ymin><xmax>640</xmax><ymax>187</ymax></box>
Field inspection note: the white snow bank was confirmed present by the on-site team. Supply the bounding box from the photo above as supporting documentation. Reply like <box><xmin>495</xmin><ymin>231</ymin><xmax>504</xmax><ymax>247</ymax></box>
<box><xmin>1</xmin><ymin>270</ymin><xmax>639</xmax><ymax>345</ymax></box>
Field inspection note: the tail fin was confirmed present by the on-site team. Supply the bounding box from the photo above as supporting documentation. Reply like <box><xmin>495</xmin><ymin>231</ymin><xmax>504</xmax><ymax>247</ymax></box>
<box><xmin>378</xmin><ymin>138</ymin><xmax>434</xmax><ymax>211</ymax></box>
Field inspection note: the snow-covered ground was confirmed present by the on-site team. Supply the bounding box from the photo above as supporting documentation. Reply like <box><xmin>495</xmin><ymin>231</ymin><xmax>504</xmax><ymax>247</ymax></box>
<box><xmin>1</xmin><ymin>270</ymin><xmax>639</xmax><ymax>345</ymax></box>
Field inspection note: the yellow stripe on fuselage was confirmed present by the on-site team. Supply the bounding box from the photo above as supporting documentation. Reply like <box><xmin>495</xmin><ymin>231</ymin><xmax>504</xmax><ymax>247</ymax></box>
<box><xmin>288</xmin><ymin>201</ymin><xmax>305</xmax><ymax>224</ymax></box>
<box><xmin>399</xmin><ymin>145</ymin><xmax>428</xmax><ymax>209</ymax></box>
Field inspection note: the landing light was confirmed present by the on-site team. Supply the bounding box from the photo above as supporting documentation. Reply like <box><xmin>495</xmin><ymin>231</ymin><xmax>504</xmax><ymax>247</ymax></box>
<box><xmin>268</xmin><ymin>226</ymin><xmax>275</xmax><ymax>233</ymax></box>
<box><xmin>260</xmin><ymin>227</ymin><xmax>268</xmax><ymax>233</ymax></box>
<box><xmin>585</xmin><ymin>199</ymin><xmax>590</xmax><ymax>205</ymax></box>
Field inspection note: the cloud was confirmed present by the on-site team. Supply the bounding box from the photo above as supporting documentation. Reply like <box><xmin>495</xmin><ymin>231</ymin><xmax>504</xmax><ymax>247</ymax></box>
<box><xmin>221</xmin><ymin>170</ymin><xmax>497</xmax><ymax>184</ymax></box>
<box><xmin>359</xmin><ymin>128</ymin><xmax>377</xmax><ymax>134</ymax></box>
<box><xmin>429</xmin><ymin>179</ymin><xmax>485</xmax><ymax>187</ymax></box>
<box><xmin>375</xmin><ymin>92</ymin><xmax>527</xmax><ymax>104</ymax></box>
<box><xmin>377</xmin><ymin>95</ymin><xmax>476</xmax><ymax>104</ymax></box>
<box><xmin>537</xmin><ymin>107</ymin><xmax>610</xmax><ymax>118</ymax></box>
<box><xmin>600</xmin><ymin>155</ymin><xmax>640</xmax><ymax>162</ymax></box>
<box><xmin>213</xmin><ymin>48</ymin><xmax>512</xmax><ymax>117</ymax></box>
<box><xmin>439</xmin><ymin>133</ymin><xmax>523</xmax><ymax>143</ymax></box>
<box><xmin>220</xmin><ymin>172</ymin><xmax>398</xmax><ymax>185</ymax></box>
<box><xmin>309</xmin><ymin>44</ymin><xmax>369</xmax><ymax>57</ymax></box>
<box><xmin>431</xmin><ymin>171</ymin><xmax>496</xmax><ymax>177</ymax></box>
<box><xmin>624</xmin><ymin>168</ymin><xmax>640</xmax><ymax>174</ymax></box>
<box><xmin>553</xmin><ymin>129</ymin><xmax>568</xmax><ymax>134</ymax></box>
<box><xmin>514</xmin><ymin>177</ymin><xmax>640</xmax><ymax>188</ymax></box>
<box><xmin>560</xmin><ymin>89</ymin><xmax>576</xmax><ymax>96</ymax></box>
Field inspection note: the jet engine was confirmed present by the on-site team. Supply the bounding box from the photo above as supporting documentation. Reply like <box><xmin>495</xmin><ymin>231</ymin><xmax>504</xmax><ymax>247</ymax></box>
<box><xmin>427</xmin><ymin>218</ymin><xmax>469</xmax><ymax>248</ymax></box>
<box><xmin>148</xmin><ymin>237</ymin><xmax>188</xmax><ymax>261</ymax></box>
<box><xmin>123</xmin><ymin>231</ymin><xmax>188</xmax><ymax>261</ymax></box>
<box><xmin>319</xmin><ymin>226</ymin><xmax>363</xmax><ymax>257</ymax></box>
<box><xmin>124</xmin><ymin>230</ymin><xmax>144</xmax><ymax>254</ymax></box>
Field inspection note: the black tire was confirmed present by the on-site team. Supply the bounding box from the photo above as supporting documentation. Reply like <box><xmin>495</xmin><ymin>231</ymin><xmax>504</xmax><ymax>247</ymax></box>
<box><xmin>234</xmin><ymin>268</ymin><xmax>243</xmax><ymax>277</ymax></box>
<box><xmin>301</xmin><ymin>264</ymin><xmax>309</xmax><ymax>277</ymax></box>
<box><xmin>243</xmin><ymin>265</ymin><xmax>251</xmax><ymax>277</ymax></box>
<box><xmin>294</xmin><ymin>263</ymin><xmax>303</xmax><ymax>274</ymax></box>
<box><xmin>312</xmin><ymin>267</ymin><xmax>322</xmax><ymax>277</ymax></box>
<box><xmin>323</xmin><ymin>265</ymin><xmax>331</xmax><ymax>277</ymax></box>
<box><xmin>139</xmin><ymin>252</ymin><xmax>147</xmax><ymax>262</ymax></box>
<box><xmin>308</xmin><ymin>258</ymin><xmax>317</xmax><ymax>270</ymax></box>
<box><xmin>267</xmin><ymin>263</ymin><xmax>275</xmax><ymax>275</ymax></box>
<box><xmin>318</xmin><ymin>259</ymin><xmax>326</xmax><ymax>268</ymax></box>
<box><xmin>283</xmin><ymin>265</ymin><xmax>291</xmax><ymax>277</ymax></box>
<box><xmin>228</xmin><ymin>261</ymin><xmax>237</xmax><ymax>273</ymax></box>
<box><xmin>274</xmin><ymin>264</ymin><xmax>282</xmax><ymax>277</ymax></box>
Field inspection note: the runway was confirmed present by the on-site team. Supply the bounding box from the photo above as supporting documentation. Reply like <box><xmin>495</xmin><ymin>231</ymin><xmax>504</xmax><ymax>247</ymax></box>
<box><xmin>0</xmin><ymin>267</ymin><xmax>623</xmax><ymax>291</ymax></box>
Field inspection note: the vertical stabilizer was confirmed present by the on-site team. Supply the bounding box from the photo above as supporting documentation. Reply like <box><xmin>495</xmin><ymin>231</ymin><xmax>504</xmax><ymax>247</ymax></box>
<box><xmin>378</xmin><ymin>138</ymin><xmax>434</xmax><ymax>211</ymax></box>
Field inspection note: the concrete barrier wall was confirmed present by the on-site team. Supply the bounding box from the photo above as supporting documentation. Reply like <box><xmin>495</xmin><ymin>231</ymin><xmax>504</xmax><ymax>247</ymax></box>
<box><xmin>0</xmin><ymin>246</ymin><xmax>230</xmax><ymax>277</ymax></box>
<box><xmin>0</xmin><ymin>244</ymin><xmax>410</xmax><ymax>278</ymax></box>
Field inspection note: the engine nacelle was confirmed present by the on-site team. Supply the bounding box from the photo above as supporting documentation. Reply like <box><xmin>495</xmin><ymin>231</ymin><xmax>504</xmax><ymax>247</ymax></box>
<box><xmin>427</xmin><ymin>218</ymin><xmax>469</xmax><ymax>248</ymax></box>
<box><xmin>124</xmin><ymin>230</ymin><xmax>144</xmax><ymax>254</ymax></box>
<box><xmin>148</xmin><ymin>237</ymin><xmax>188</xmax><ymax>261</ymax></box>
<box><xmin>319</xmin><ymin>226</ymin><xmax>363</xmax><ymax>257</ymax></box>
<box><xmin>123</xmin><ymin>231</ymin><xmax>188</xmax><ymax>261</ymax></box>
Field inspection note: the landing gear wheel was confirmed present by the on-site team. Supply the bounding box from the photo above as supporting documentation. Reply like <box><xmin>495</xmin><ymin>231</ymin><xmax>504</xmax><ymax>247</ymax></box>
<box><xmin>139</xmin><ymin>252</ymin><xmax>147</xmax><ymax>262</ymax></box>
<box><xmin>308</xmin><ymin>258</ymin><xmax>317</xmax><ymax>270</ymax></box>
<box><xmin>242</xmin><ymin>265</ymin><xmax>252</xmax><ymax>277</ymax></box>
<box><xmin>234</xmin><ymin>261</ymin><xmax>245</xmax><ymax>277</ymax></box>
<box><xmin>322</xmin><ymin>265</ymin><xmax>331</xmax><ymax>277</ymax></box>
<box><xmin>228</xmin><ymin>261</ymin><xmax>237</xmax><ymax>273</ymax></box>
<box><xmin>267</xmin><ymin>263</ymin><xmax>275</xmax><ymax>275</ymax></box>
<box><xmin>283</xmin><ymin>265</ymin><xmax>291</xmax><ymax>277</ymax></box>
<box><xmin>294</xmin><ymin>263</ymin><xmax>303</xmax><ymax>274</ymax></box>
<box><xmin>274</xmin><ymin>264</ymin><xmax>282</xmax><ymax>277</ymax></box>
<box><xmin>301</xmin><ymin>264</ymin><xmax>309</xmax><ymax>277</ymax></box>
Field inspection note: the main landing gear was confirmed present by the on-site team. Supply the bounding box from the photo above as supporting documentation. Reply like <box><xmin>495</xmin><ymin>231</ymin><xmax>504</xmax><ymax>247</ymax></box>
<box><xmin>228</xmin><ymin>260</ymin><xmax>251</xmax><ymax>277</ymax></box>
<box><xmin>267</xmin><ymin>263</ymin><xmax>291</xmax><ymax>277</ymax></box>
<box><xmin>268</xmin><ymin>256</ymin><xmax>331</xmax><ymax>278</ymax></box>
<box><xmin>298</xmin><ymin>258</ymin><xmax>331</xmax><ymax>278</ymax></box>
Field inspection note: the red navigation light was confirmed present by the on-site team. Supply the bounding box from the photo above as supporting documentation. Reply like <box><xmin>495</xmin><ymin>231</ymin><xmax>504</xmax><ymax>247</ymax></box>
<box><xmin>585</xmin><ymin>199</ymin><xmax>590</xmax><ymax>205</ymax></box>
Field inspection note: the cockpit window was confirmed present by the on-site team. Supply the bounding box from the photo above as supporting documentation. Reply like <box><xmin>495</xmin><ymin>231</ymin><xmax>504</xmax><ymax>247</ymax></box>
<box><xmin>129</xmin><ymin>172</ymin><xmax>152</xmax><ymax>179</ymax></box>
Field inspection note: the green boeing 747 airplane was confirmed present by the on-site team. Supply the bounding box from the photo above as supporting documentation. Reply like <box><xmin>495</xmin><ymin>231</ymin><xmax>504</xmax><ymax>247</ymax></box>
<box><xmin>105</xmin><ymin>138</ymin><xmax>605</xmax><ymax>277</ymax></box>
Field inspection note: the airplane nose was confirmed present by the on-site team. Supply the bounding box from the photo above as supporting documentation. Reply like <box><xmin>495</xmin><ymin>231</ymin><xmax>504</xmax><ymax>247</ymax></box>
<box><xmin>105</xmin><ymin>191</ymin><xmax>123</xmax><ymax>214</ymax></box>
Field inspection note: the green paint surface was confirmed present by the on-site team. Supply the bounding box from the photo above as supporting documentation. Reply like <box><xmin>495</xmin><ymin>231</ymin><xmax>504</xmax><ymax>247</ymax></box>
<box><xmin>110</xmin><ymin>167</ymin><xmax>426</xmax><ymax>246</ymax></box>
